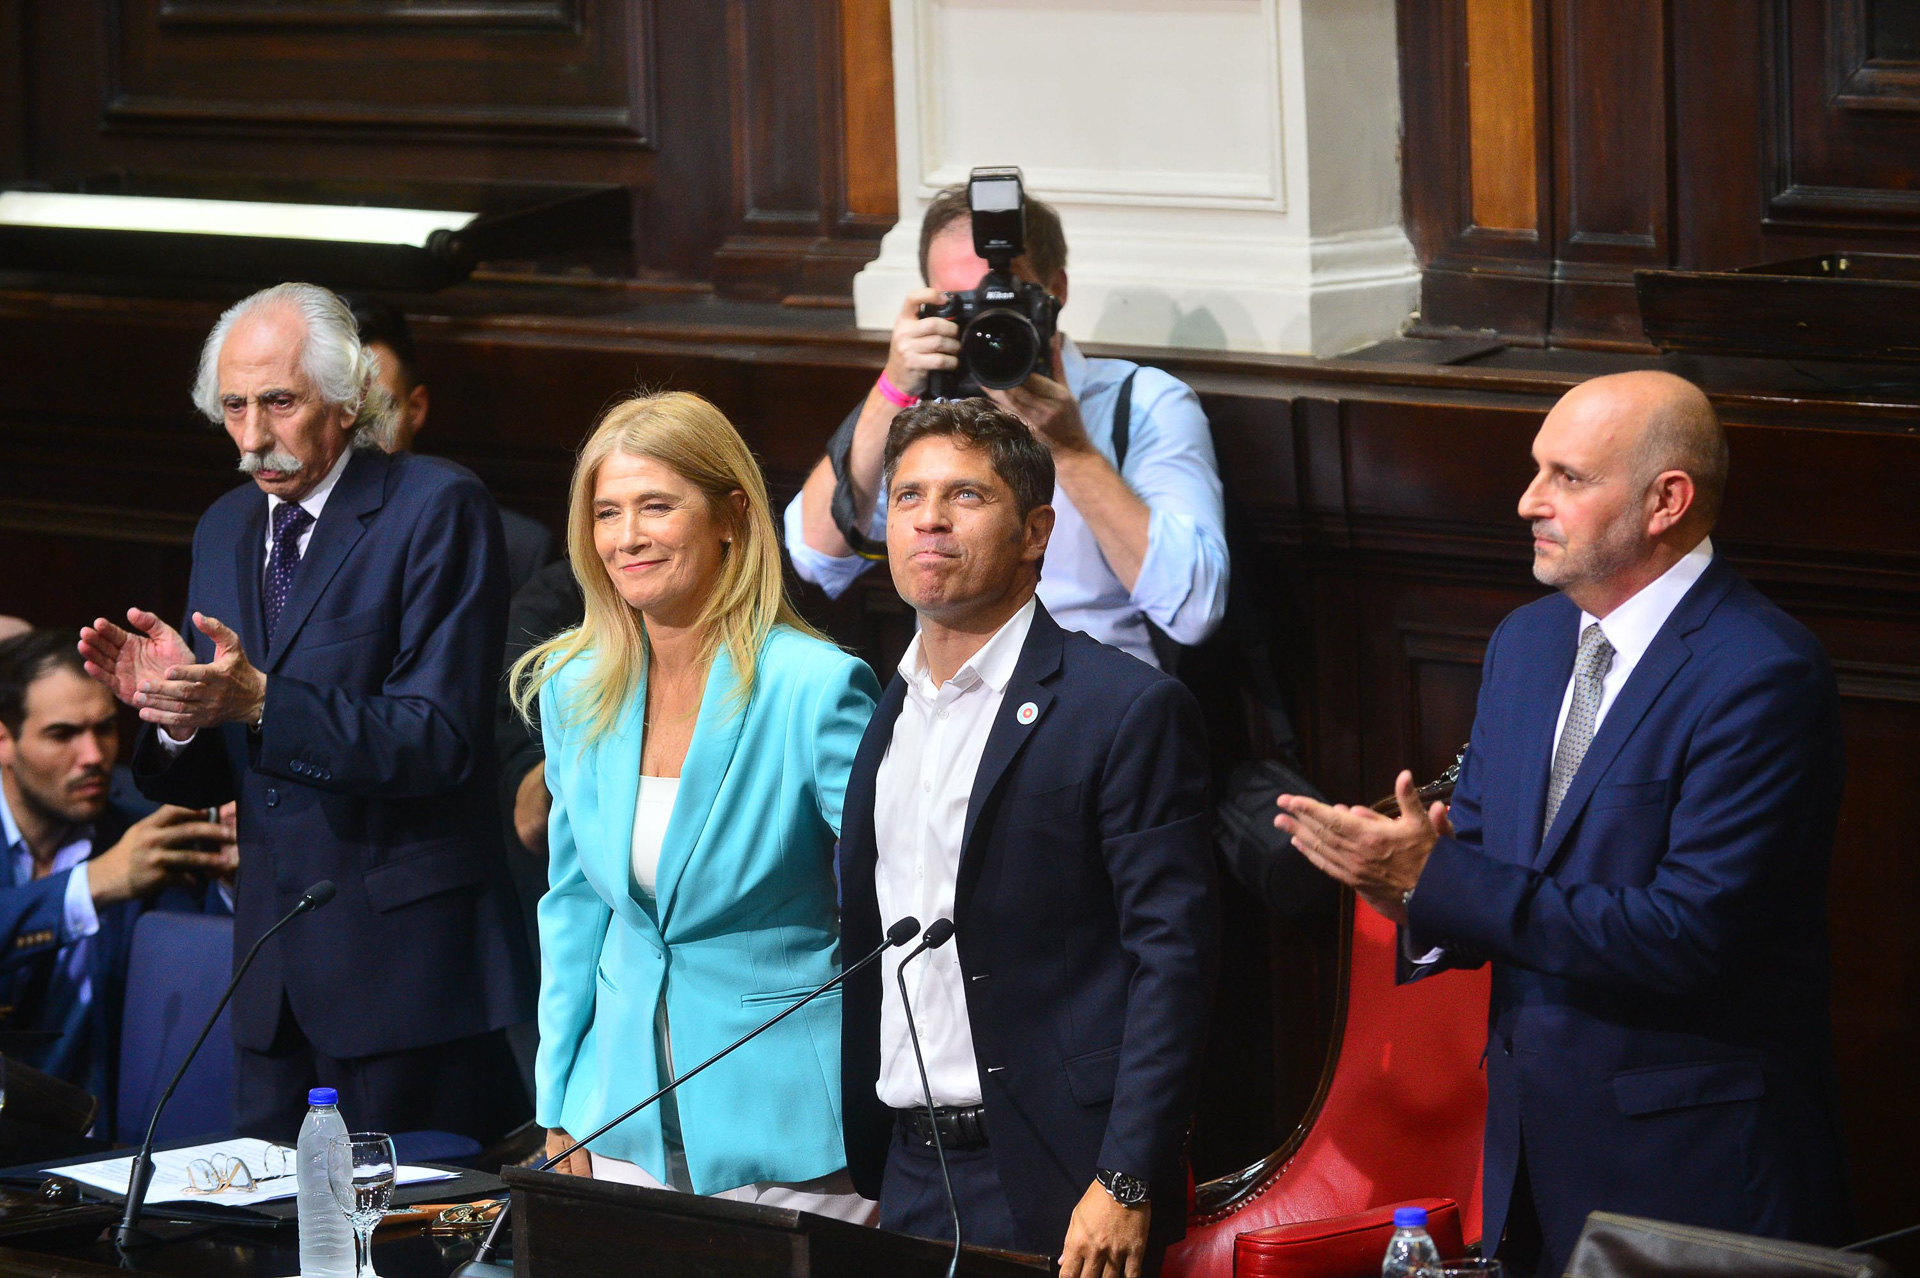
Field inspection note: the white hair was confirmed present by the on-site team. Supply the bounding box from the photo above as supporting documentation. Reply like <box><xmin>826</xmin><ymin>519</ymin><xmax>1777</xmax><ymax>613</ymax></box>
<box><xmin>191</xmin><ymin>282</ymin><xmax>398</xmax><ymax>451</ymax></box>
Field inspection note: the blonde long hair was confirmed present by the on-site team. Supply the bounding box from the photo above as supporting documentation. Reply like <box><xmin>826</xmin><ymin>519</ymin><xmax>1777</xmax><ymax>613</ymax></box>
<box><xmin>511</xmin><ymin>391</ymin><xmax>824</xmax><ymax>745</ymax></box>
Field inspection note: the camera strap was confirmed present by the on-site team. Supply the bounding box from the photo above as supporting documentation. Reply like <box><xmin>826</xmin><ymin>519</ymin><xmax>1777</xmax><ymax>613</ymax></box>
<box><xmin>1111</xmin><ymin>369</ymin><xmax>1137</xmax><ymax>473</ymax></box>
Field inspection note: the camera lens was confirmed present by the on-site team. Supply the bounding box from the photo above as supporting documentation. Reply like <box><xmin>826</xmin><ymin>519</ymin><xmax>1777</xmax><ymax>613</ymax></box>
<box><xmin>961</xmin><ymin>310</ymin><xmax>1042</xmax><ymax>391</ymax></box>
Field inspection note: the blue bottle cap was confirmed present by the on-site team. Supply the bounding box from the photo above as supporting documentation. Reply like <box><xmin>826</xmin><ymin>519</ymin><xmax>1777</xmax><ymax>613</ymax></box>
<box><xmin>308</xmin><ymin>1087</ymin><xmax>339</xmax><ymax>1107</ymax></box>
<box><xmin>1394</xmin><ymin>1207</ymin><xmax>1428</xmax><ymax>1229</ymax></box>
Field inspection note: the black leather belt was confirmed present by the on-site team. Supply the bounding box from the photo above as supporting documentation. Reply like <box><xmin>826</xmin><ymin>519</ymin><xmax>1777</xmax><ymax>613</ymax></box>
<box><xmin>897</xmin><ymin>1104</ymin><xmax>990</xmax><ymax>1150</ymax></box>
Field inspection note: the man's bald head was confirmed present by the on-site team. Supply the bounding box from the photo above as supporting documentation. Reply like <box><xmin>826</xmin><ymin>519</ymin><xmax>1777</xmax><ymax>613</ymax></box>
<box><xmin>1521</xmin><ymin>371</ymin><xmax>1727</xmax><ymax>616</ymax></box>
<box><xmin>1560</xmin><ymin>371</ymin><xmax>1728</xmax><ymax>530</ymax></box>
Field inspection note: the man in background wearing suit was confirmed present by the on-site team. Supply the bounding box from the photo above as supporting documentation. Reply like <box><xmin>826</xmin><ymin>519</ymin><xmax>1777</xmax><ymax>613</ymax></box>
<box><xmin>0</xmin><ymin>630</ymin><xmax>232</xmax><ymax>1119</ymax></box>
<box><xmin>349</xmin><ymin>298</ymin><xmax>557</xmax><ymax>596</ymax></box>
<box><xmin>1278</xmin><ymin>372</ymin><xmax>1850</xmax><ymax>1276</ymax></box>
<box><xmin>838</xmin><ymin>399</ymin><xmax>1218</xmax><ymax>1278</ymax></box>
<box><xmin>79</xmin><ymin>283</ymin><xmax>533</xmax><ymax>1143</ymax></box>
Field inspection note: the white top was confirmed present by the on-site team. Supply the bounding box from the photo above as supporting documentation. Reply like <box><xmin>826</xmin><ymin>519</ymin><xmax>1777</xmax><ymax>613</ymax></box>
<box><xmin>630</xmin><ymin>775</ymin><xmax>680</xmax><ymax>898</ymax></box>
<box><xmin>1552</xmin><ymin>537</ymin><xmax>1715</xmax><ymax>745</ymax></box>
<box><xmin>873</xmin><ymin>596</ymin><xmax>1038</xmax><ymax>1109</ymax></box>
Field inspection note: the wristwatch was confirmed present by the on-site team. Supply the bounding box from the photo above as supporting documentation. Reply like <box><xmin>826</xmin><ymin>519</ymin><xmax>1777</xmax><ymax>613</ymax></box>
<box><xmin>1095</xmin><ymin>1168</ymin><xmax>1149</xmax><ymax>1208</ymax></box>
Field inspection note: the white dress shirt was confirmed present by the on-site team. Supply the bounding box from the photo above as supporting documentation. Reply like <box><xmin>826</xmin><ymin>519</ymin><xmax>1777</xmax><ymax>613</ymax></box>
<box><xmin>261</xmin><ymin>445</ymin><xmax>353</xmax><ymax>575</ymax></box>
<box><xmin>782</xmin><ymin>338</ymin><xmax>1229</xmax><ymax>666</ymax></box>
<box><xmin>873</xmin><ymin>596</ymin><xmax>1037</xmax><ymax>1109</ymax></box>
<box><xmin>160</xmin><ymin>447</ymin><xmax>356</xmax><ymax>754</ymax></box>
<box><xmin>1552</xmin><ymin>537</ymin><xmax>1715</xmax><ymax>743</ymax></box>
<box><xmin>629</xmin><ymin>775</ymin><xmax>678</xmax><ymax>898</ymax></box>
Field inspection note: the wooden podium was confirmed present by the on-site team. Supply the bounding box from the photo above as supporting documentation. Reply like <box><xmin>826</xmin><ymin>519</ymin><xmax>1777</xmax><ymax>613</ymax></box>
<box><xmin>501</xmin><ymin>1165</ymin><xmax>1054</xmax><ymax>1277</ymax></box>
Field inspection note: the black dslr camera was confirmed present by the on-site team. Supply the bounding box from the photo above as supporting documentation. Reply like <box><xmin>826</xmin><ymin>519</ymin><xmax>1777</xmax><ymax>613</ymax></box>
<box><xmin>920</xmin><ymin>166</ymin><xmax>1062</xmax><ymax>399</ymax></box>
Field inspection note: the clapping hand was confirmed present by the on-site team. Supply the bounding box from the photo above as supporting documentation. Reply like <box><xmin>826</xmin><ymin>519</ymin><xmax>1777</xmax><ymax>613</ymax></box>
<box><xmin>79</xmin><ymin>608</ymin><xmax>194</xmax><ymax>709</ymax></box>
<box><xmin>1275</xmin><ymin>771</ymin><xmax>1447</xmax><ymax>925</ymax></box>
<box><xmin>79</xmin><ymin>609</ymin><xmax>266</xmax><ymax>737</ymax></box>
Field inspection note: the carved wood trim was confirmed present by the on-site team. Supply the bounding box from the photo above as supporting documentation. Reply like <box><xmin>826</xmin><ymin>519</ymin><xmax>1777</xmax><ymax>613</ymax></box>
<box><xmin>1765</xmin><ymin>0</ymin><xmax>1920</xmax><ymax>229</ymax></box>
<box><xmin>1834</xmin><ymin>659</ymin><xmax>1920</xmax><ymax>704</ymax></box>
<box><xmin>103</xmin><ymin>0</ymin><xmax>655</xmax><ymax>147</ymax></box>
<box><xmin>1828</xmin><ymin>0</ymin><xmax>1920</xmax><ymax>113</ymax></box>
<box><xmin>100</xmin><ymin>96</ymin><xmax>650</xmax><ymax>143</ymax></box>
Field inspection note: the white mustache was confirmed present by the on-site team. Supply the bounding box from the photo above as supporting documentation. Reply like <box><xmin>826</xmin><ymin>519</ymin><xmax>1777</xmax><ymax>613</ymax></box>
<box><xmin>238</xmin><ymin>449</ymin><xmax>303</xmax><ymax>476</ymax></box>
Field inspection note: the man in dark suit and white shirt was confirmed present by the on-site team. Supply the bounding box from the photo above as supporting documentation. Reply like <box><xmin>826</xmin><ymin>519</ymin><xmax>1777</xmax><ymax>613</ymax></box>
<box><xmin>0</xmin><ymin>629</ymin><xmax>232</xmax><ymax>1117</ymax></box>
<box><xmin>79</xmin><ymin>282</ymin><xmax>533</xmax><ymax>1143</ymax></box>
<box><xmin>838</xmin><ymin>399</ymin><xmax>1218</xmax><ymax>1278</ymax></box>
<box><xmin>1277</xmin><ymin>372</ymin><xmax>1850</xmax><ymax>1276</ymax></box>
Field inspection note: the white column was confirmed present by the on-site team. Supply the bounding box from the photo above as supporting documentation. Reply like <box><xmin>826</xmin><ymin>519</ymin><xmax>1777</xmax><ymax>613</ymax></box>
<box><xmin>853</xmin><ymin>0</ymin><xmax>1418</xmax><ymax>358</ymax></box>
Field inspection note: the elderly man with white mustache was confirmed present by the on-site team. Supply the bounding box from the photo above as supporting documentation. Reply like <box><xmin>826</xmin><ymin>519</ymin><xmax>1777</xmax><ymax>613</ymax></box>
<box><xmin>78</xmin><ymin>282</ymin><xmax>534</xmax><ymax>1145</ymax></box>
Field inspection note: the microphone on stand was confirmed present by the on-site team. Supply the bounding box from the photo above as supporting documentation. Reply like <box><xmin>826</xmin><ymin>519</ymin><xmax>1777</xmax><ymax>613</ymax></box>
<box><xmin>116</xmin><ymin>879</ymin><xmax>337</xmax><ymax>1247</ymax></box>
<box><xmin>896</xmin><ymin>917</ymin><xmax>961</xmax><ymax>1278</ymax></box>
<box><xmin>453</xmin><ymin>915</ymin><xmax>925</xmax><ymax>1278</ymax></box>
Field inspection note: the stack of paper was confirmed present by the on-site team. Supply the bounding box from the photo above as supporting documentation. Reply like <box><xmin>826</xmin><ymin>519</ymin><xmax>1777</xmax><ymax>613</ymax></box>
<box><xmin>58</xmin><ymin>1138</ymin><xmax>456</xmax><ymax>1207</ymax></box>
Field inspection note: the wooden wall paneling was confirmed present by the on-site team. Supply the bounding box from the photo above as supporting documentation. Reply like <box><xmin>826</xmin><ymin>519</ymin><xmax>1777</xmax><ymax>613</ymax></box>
<box><xmin>1766</xmin><ymin>0</ymin><xmax>1920</xmax><ymax>234</ymax></box>
<box><xmin>1668</xmin><ymin>0</ymin><xmax>1770</xmax><ymax>271</ymax></box>
<box><xmin>0</xmin><ymin>0</ymin><xmax>24</xmax><ymax>183</ymax></box>
<box><xmin>714</xmin><ymin>0</ymin><xmax>830</xmax><ymax>302</ymax></box>
<box><xmin>106</xmin><ymin>0</ymin><xmax>654</xmax><ymax>143</ymax></box>
<box><xmin>637</xmin><ymin>0</ymin><xmax>746</xmax><ymax>284</ymax></box>
<box><xmin>839</xmin><ymin>0</ymin><xmax>896</xmax><ymax>220</ymax></box>
<box><xmin>1467</xmin><ymin>0</ymin><xmax>1541</xmax><ymax>233</ymax></box>
<box><xmin>711</xmin><ymin>0</ymin><xmax>891</xmax><ymax>305</ymax></box>
<box><xmin>19</xmin><ymin>1</ymin><xmax>895</xmax><ymax>300</ymax></box>
<box><xmin>1401</xmin><ymin>0</ymin><xmax>1555</xmax><ymax>344</ymax></box>
<box><xmin>1398</xmin><ymin>0</ymin><xmax>1471</xmax><ymax>271</ymax></box>
<box><xmin>1410</xmin><ymin>0</ymin><xmax>1920</xmax><ymax>346</ymax></box>
<box><xmin>1546</xmin><ymin>0</ymin><xmax>1671</xmax><ymax>349</ymax></box>
<box><xmin>1827</xmin><ymin>672</ymin><xmax>1920</xmax><ymax>1238</ymax></box>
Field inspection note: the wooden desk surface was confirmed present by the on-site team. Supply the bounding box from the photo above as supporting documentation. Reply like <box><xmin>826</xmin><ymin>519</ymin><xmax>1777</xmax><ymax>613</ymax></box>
<box><xmin>0</xmin><ymin>1224</ymin><xmax>487</xmax><ymax>1277</ymax></box>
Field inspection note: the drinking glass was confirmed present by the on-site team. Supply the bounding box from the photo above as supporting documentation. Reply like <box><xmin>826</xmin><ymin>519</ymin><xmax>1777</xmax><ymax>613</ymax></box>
<box><xmin>327</xmin><ymin>1132</ymin><xmax>396</xmax><ymax>1278</ymax></box>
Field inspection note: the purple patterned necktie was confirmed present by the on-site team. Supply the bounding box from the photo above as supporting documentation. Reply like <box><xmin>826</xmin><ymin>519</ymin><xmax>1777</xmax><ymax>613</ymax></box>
<box><xmin>264</xmin><ymin>502</ymin><xmax>314</xmax><ymax>646</ymax></box>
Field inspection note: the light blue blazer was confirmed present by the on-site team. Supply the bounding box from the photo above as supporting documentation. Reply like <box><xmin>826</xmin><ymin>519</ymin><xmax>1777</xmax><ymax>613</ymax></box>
<box><xmin>534</xmin><ymin>626</ymin><xmax>880</xmax><ymax>1193</ymax></box>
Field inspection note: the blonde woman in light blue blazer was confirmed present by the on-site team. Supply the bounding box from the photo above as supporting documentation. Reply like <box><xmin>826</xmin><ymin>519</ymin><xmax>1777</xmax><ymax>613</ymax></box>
<box><xmin>513</xmin><ymin>391</ymin><xmax>879</xmax><ymax>1218</ymax></box>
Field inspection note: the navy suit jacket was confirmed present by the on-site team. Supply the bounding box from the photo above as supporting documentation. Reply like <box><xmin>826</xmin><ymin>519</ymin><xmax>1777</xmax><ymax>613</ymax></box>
<box><xmin>132</xmin><ymin>448</ymin><xmax>534</xmax><ymax>1059</ymax></box>
<box><xmin>838</xmin><ymin>602</ymin><xmax>1219</xmax><ymax>1254</ymax></box>
<box><xmin>1407</xmin><ymin>555</ymin><xmax>1850</xmax><ymax>1271</ymax></box>
<box><xmin>0</xmin><ymin>793</ymin><xmax>222</xmax><ymax>1130</ymax></box>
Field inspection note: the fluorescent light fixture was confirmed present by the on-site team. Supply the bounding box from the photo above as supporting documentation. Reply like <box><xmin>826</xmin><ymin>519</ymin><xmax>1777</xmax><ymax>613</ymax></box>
<box><xmin>0</xmin><ymin>192</ymin><xmax>477</xmax><ymax>247</ymax></box>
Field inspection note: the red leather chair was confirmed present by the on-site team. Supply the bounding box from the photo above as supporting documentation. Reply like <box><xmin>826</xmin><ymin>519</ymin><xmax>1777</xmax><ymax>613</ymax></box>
<box><xmin>1162</xmin><ymin>896</ymin><xmax>1492</xmax><ymax>1278</ymax></box>
<box><xmin>1236</xmin><ymin>1198</ymin><xmax>1465</xmax><ymax>1278</ymax></box>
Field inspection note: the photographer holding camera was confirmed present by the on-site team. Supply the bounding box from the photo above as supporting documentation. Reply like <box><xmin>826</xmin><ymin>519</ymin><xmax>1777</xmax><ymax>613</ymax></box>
<box><xmin>786</xmin><ymin>169</ymin><xmax>1228</xmax><ymax>668</ymax></box>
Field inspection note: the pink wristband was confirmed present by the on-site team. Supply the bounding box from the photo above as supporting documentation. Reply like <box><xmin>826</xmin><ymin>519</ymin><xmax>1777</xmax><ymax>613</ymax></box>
<box><xmin>876</xmin><ymin>371</ymin><xmax>921</xmax><ymax>409</ymax></box>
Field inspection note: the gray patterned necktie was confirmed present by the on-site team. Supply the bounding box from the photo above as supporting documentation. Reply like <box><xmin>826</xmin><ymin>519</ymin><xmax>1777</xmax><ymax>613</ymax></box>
<box><xmin>1544</xmin><ymin>622</ymin><xmax>1615</xmax><ymax>836</ymax></box>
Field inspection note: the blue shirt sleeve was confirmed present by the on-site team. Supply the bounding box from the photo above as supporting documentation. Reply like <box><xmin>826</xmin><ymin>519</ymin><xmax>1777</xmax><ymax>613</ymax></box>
<box><xmin>782</xmin><ymin>489</ymin><xmax>881</xmax><ymax>599</ymax></box>
<box><xmin>1118</xmin><ymin>369</ymin><xmax>1230</xmax><ymax>646</ymax></box>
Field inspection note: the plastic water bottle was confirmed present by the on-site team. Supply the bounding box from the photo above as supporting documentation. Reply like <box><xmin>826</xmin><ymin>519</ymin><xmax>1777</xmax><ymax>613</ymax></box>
<box><xmin>1382</xmin><ymin>1205</ymin><xmax>1444</xmax><ymax>1278</ymax></box>
<box><xmin>296</xmin><ymin>1086</ymin><xmax>354</xmax><ymax>1278</ymax></box>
